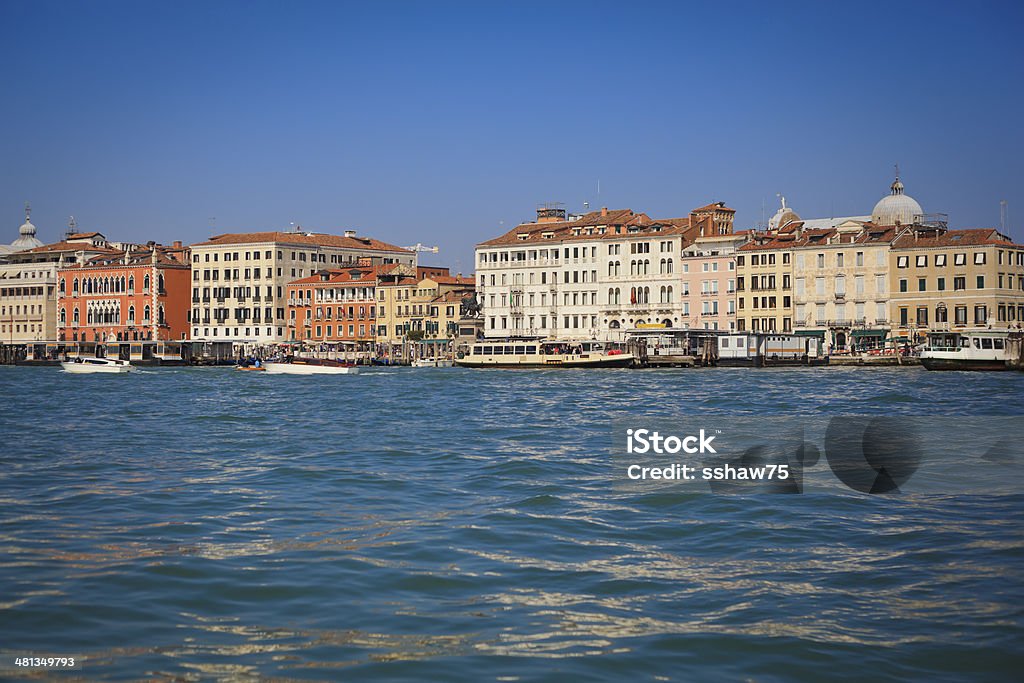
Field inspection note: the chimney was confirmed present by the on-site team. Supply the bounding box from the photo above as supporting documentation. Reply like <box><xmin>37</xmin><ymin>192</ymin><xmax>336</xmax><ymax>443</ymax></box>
<box><xmin>173</xmin><ymin>240</ymin><xmax>182</xmax><ymax>249</ymax></box>
<box><xmin>344</xmin><ymin>230</ymin><xmax>357</xmax><ymax>239</ymax></box>
<box><xmin>123</xmin><ymin>245</ymin><xmax>131</xmax><ymax>265</ymax></box>
<box><xmin>601</xmin><ymin>207</ymin><xmax>608</xmax><ymax>217</ymax></box>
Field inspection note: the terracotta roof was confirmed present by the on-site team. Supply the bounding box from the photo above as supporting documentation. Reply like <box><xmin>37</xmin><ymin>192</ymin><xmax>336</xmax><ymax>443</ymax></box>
<box><xmin>60</xmin><ymin>248</ymin><xmax>189</xmax><ymax>269</ymax></box>
<box><xmin>431</xmin><ymin>275</ymin><xmax>475</xmax><ymax>286</ymax></box>
<box><xmin>477</xmin><ymin>209</ymin><xmax>698</xmax><ymax>247</ymax></box>
<box><xmin>191</xmin><ymin>231</ymin><xmax>411</xmax><ymax>253</ymax></box>
<box><xmin>287</xmin><ymin>266</ymin><xmax>381</xmax><ymax>286</ymax></box>
<box><xmin>67</xmin><ymin>232</ymin><xmax>102</xmax><ymax>239</ymax></box>
<box><xmin>23</xmin><ymin>240</ymin><xmax>119</xmax><ymax>255</ymax></box>
<box><xmin>891</xmin><ymin>228</ymin><xmax>1018</xmax><ymax>250</ymax></box>
<box><xmin>691</xmin><ymin>202</ymin><xmax>736</xmax><ymax>213</ymax></box>
<box><xmin>738</xmin><ymin>224</ymin><xmax>900</xmax><ymax>252</ymax></box>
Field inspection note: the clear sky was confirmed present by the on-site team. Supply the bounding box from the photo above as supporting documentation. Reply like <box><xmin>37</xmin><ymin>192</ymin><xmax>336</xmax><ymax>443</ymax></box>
<box><xmin>2</xmin><ymin>0</ymin><xmax>1022</xmax><ymax>272</ymax></box>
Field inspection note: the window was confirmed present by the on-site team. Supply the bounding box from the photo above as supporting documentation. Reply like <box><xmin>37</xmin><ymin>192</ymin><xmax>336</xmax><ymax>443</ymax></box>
<box><xmin>954</xmin><ymin>253</ymin><xmax>966</xmax><ymax>266</ymax></box>
<box><xmin>974</xmin><ymin>252</ymin><xmax>986</xmax><ymax>265</ymax></box>
<box><xmin>916</xmin><ymin>255</ymin><xmax>927</xmax><ymax>267</ymax></box>
<box><xmin>918</xmin><ymin>278</ymin><xmax>926</xmax><ymax>292</ymax></box>
<box><xmin>977</xmin><ymin>275</ymin><xmax>985</xmax><ymax>289</ymax></box>
<box><xmin>937</xmin><ymin>277</ymin><xmax>945</xmax><ymax>291</ymax></box>
<box><xmin>936</xmin><ymin>254</ymin><xmax>947</xmax><ymax>267</ymax></box>
<box><xmin>899</xmin><ymin>279</ymin><xmax>908</xmax><ymax>293</ymax></box>
<box><xmin>897</xmin><ymin>256</ymin><xmax>909</xmax><ymax>268</ymax></box>
<box><xmin>836</xmin><ymin>253</ymin><xmax>844</xmax><ymax>267</ymax></box>
<box><xmin>899</xmin><ymin>308</ymin><xmax>908</xmax><ymax>326</ymax></box>
<box><xmin>954</xmin><ymin>277</ymin><xmax>966</xmax><ymax>291</ymax></box>
<box><xmin>974</xmin><ymin>305</ymin><xmax>988</xmax><ymax>325</ymax></box>
<box><xmin>856</xmin><ymin>251</ymin><xmax>864</xmax><ymax>266</ymax></box>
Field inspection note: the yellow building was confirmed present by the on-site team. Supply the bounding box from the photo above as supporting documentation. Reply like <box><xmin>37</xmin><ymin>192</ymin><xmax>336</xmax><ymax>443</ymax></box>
<box><xmin>735</xmin><ymin>235</ymin><xmax>793</xmax><ymax>333</ymax></box>
<box><xmin>375</xmin><ymin>265</ymin><xmax>475</xmax><ymax>345</ymax></box>
<box><xmin>889</xmin><ymin>225</ymin><xmax>1024</xmax><ymax>340</ymax></box>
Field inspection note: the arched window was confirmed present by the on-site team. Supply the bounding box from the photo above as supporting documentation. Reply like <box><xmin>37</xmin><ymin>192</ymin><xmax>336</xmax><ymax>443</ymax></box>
<box><xmin>608</xmin><ymin>287</ymin><xmax>615</xmax><ymax>304</ymax></box>
<box><xmin>144</xmin><ymin>305</ymin><xmax>151</xmax><ymax>323</ymax></box>
<box><xmin>115</xmin><ymin>308</ymin><xmax>120</xmax><ymax>324</ymax></box>
<box><xmin>59</xmin><ymin>308</ymin><xmax>66</xmax><ymax>324</ymax></box>
<box><xmin>144</xmin><ymin>275</ymin><xmax>151</xmax><ymax>293</ymax></box>
<box><xmin>614</xmin><ymin>288</ymin><xmax>620</xmax><ymax>305</ymax></box>
<box><xmin>158</xmin><ymin>274</ymin><xmax>164</xmax><ymax>292</ymax></box>
<box><xmin>662</xmin><ymin>318</ymin><xmax>672</xmax><ymax>327</ymax></box>
<box><xmin>59</xmin><ymin>279</ymin><xmax>66</xmax><ymax>294</ymax></box>
<box><xmin>158</xmin><ymin>305</ymin><xmax>165</xmax><ymax>325</ymax></box>
<box><xmin>128</xmin><ymin>276</ymin><xmax>135</xmax><ymax>293</ymax></box>
<box><xmin>609</xmin><ymin>320</ymin><xmax>621</xmax><ymax>329</ymax></box>
<box><xmin>660</xmin><ymin>259</ymin><xmax>666</xmax><ymax>274</ymax></box>
<box><xmin>660</xmin><ymin>286</ymin><xmax>667</xmax><ymax>303</ymax></box>
<box><xmin>73</xmin><ymin>308</ymin><xmax>79</xmax><ymax>324</ymax></box>
<box><xmin>667</xmin><ymin>259</ymin><xmax>674</xmax><ymax>274</ymax></box>
<box><xmin>666</xmin><ymin>286</ymin><xmax>673</xmax><ymax>303</ymax></box>
<box><xmin>128</xmin><ymin>306</ymin><xmax>135</xmax><ymax>323</ymax></box>
<box><xmin>644</xmin><ymin>259</ymin><xmax>650</xmax><ymax>275</ymax></box>
<box><xmin>72</xmin><ymin>278</ymin><xmax>78</xmax><ymax>294</ymax></box>
<box><xmin>87</xmin><ymin>310</ymin><xmax>93</xmax><ymax>325</ymax></box>
<box><xmin>608</xmin><ymin>263</ymin><xmax>614</xmax><ymax>276</ymax></box>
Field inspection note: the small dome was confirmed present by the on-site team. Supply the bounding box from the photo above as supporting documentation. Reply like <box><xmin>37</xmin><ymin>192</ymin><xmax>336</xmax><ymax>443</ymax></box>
<box><xmin>768</xmin><ymin>196</ymin><xmax>800</xmax><ymax>230</ymax></box>
<box><xmin>872</xmin><ymin>175</ymin><xmax>922</xmax><ymax>226</ymax></box>
<box><xmin>11</xmin><ymin>203</ymin><xmax>44</xmax><ymax>250</ymax></box>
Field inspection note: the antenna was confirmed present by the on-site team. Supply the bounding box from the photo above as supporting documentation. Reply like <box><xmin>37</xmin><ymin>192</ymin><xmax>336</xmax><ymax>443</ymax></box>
<box><xmin>66</xmin><ymin>215</ymin><xmax>77</xmax><ymax>240</ymax></box>
<box><xmin>894</xmin><ymin>162</ymin><xmax>900</xmax><ymax>180</ymax></box>
<box><xmin>24</xmin><ymin>201</ymin><xmax>31</xmax><ymax>220</ymax></box>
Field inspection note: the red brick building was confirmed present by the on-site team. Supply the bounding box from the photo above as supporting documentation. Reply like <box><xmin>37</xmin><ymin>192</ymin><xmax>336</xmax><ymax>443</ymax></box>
<box><xmin>57</xmin><ymin>243</ymin><xmax>192</xmax><ymax>344</ymax></box>
<box><xmin>286</xmin><ymin>261</ymin><xmax>380</xmax><ymax>347</ymax></box>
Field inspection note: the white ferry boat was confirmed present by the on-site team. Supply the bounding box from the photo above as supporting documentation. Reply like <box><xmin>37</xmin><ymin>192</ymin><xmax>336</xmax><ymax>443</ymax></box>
<box><xmin>60</xmin><ymin>357</ymin><xmax>134</xmax><ymax>374</ymax></box>
<box><xmin>920</xmin><ymin>329</ymin><xmax>1011</xmax><ymax>371</ymax></box>
<box><xmin>263</xmin><ymin>357</ymin><xmax>360</xmax><ymax>375</ymax></box>
<box><xmin>455</xmin><ymin>340</ymin><xmax>634</xmax><ymax>368</ymax></box>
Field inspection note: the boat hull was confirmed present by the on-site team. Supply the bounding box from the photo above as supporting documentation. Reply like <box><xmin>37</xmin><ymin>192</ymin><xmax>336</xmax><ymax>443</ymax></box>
<box><xmin>263</xmin><ymin>362</ymin><xmax>359</xmax><ymax>375</ymax></box>
<box><xmin>920</xmin><ymin>357</ymin><xmax>1009</xmax><ymax>371</ymax></box>
<box><xmin>412</xmin><ymin>359</ymin><xmax>454</xmax><ymax>368</ymax></box>
<box><xmin>456</xmin><ymin>354</ymin><xmax>634</xmax><ymax>369</ymax></box>
<box><xmin>60</xmin><ymin>360</ymin><xmax>133</xmax><ymax>374</ymax></box>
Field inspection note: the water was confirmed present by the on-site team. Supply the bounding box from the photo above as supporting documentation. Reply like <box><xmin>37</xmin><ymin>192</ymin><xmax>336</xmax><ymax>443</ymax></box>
<box><xmin>0</xmin><ymin>366</ymin><xmax>1022</xmax><ymax>681</ymax></box>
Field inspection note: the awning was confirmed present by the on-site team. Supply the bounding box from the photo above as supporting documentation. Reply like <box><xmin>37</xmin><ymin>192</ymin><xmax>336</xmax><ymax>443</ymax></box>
<box><xmin>851</xmin><ymin>329</ymin><xmax>888</xmax><ymax>338</ymax></box>
<box><xmin>794</xmin><ymin>330</ymin><xmax>826</xmax><ymax>337</ymax></box>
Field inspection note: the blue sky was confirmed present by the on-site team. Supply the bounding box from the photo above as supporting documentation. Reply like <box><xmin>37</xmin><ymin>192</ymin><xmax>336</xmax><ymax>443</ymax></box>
<box><xmin>2</xmin><ymin>0</ymin><xmax>1022</xmax><ymax>272</ymax></box>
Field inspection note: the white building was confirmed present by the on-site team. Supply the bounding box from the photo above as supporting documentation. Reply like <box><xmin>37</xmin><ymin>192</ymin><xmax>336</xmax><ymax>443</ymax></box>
<box><xmin>475</xmin><ymin>204</ymin><xmax>736</xmax><ymax>341</ymax></box>
<box><xmin>189</xmin><ymin>229</ymin><xmax>414</xmax><ymax>344</ymax></box>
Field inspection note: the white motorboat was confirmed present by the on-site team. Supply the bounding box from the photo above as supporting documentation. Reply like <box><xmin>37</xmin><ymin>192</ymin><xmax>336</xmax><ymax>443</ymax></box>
<box><xmin>412</xmin><ymin>358</ymin><xmax>454</xmax><ymax>368</ymax></box>
<box><xmin>61</xmin><ymin>357</ymin><xmax>134</xmax><ymax>374</ymax></box>
<box><xmin>262</xmin><ymin>357</ymin><xmax>360</xmax><ymax>375</ymax></box>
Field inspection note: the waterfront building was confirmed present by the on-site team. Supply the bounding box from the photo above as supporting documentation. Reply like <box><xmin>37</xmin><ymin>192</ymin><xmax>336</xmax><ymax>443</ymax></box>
<box><xmin>0</xmin><ymin>216</ymin><xmax>114</xmax><ymax>355</ymax></box>
<box><xmin>56</xmin><ymin>242</ymin><xmax>192</xmax><ymax>346</ymax></box>
<box><xmin>888</xmin><ymin>225</ymin><xmax>1024</xmax><ymax>340</ymax></box>
<box><xmin>375</xmin><ymin>265</ymin><xmax>475</xmax><ymax>345</ymax></box>
<box><xmin>188</xmin><ymin>229</ymin><xmax>414</xmax><ymax>345</ymax></box>
<box><xmin>285</xmin><ymin>261</ymin><xmax>380</xmax><ymax>350</ymax></box>
<box><xmin>475</xmin><ymin>203</ymin><xmax>735</xmax><ymax>341</ymax></box>
<box><xmin>680</xmin><ymin>232</ymin><xmax>747</xmax><ymax>331</ymax></box>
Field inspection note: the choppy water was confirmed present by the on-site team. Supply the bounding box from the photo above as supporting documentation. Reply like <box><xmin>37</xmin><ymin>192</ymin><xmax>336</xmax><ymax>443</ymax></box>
<box><xmin>0</xmin><ymin>366</ymin><xmax>1022</xmax><ymax>681</ymax></box>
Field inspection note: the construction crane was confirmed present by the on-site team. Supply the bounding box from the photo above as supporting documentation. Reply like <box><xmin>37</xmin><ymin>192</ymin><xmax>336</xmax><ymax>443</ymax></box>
<box><xmin>404</xmin><ymin>243</ymin><xmax>439</xmax><ymax>254</ymax></box>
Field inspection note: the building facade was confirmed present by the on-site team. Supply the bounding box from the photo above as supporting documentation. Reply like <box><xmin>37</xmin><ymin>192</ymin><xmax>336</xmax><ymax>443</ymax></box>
<box><xmin>889</xmin><ymin>226</ymin><xmax>1024</xmax><ymax>340</ymax></box>
<box><xmin>57</xmin><ymin>244</ymin><xmax>192</xmax><ymax>344</ymax></box>
<box><xmin>475</xmin><ymin>203</ymin><xmax>735</xmax><ymax>341</ymax></box>
<box><xmin>285</xmin><ymin>263</ymin><xmax>379</xmax><ymax>347</ymax></box>
<box><xmin>1</xmin><ymin>225</ymin><xmax>117</xmax><ymax>352</ymax></box>
<box><xmin>375</xmin><ymin>266</ymin><xmax>474</xmax><ymax>345</ymax></box>
<box><xmin>189</xmin><ymin>230</ymin><xmax>414</xmax><ymax>345</ymax></box>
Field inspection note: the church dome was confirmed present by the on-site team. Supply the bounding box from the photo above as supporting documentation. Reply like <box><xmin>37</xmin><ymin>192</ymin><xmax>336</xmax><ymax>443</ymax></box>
<box><xmin>871</xmin><ymin>175</ymin><xmax>922</xmax><ymax>226</ymax></box>
<box><xmin>768</xmin><ymin>196</ymin><xmax>800</xmax><ymax>230</ymax></box>
<box><xmin>11</xmin><ymin>203</ymin><xmax>44</xmax><ymax>250</ymax></box>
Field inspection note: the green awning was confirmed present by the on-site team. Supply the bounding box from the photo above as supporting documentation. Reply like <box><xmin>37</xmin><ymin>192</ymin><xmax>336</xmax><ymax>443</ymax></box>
<box><xmin>794</xmin><ymin>330</ymin><xmax>826</xmax><ymax>337</ymax></box>
<box><xmin>851</xmin><ymin>329</ymin><xmax>888</xmax><ymax>338</ymax></box>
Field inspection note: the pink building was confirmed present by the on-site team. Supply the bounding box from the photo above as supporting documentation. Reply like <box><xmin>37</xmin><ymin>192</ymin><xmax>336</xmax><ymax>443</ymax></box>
<box><xmin>679</xmin><ymin>234</ymin><xmax>747</xmax><ymax>331</ymax></box>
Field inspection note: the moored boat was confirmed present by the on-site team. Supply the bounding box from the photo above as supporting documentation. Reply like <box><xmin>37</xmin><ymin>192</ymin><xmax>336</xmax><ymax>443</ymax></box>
<box><xmin>263</xmin><ymin>357</ymin><xmax>360</xmax><ymax>375</ymax></box>
<box><xmin>455</xmin><ymin>340</ymin><xmax>634</xmax><ymax>368</ymax></box>
<box><xmin>412</xmin><ymin>358</ymin><xmax>454</xmax><ymax>368</ymax></box>
<box><xmin>920</xmin><ymin>329</ymin><xmax>1011</xmax><ymax>371</ymax></box>
<box><xmin>60</xmin><ymin>357</ymin><xmax>134</xmax><ymax>374</ymax></box>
